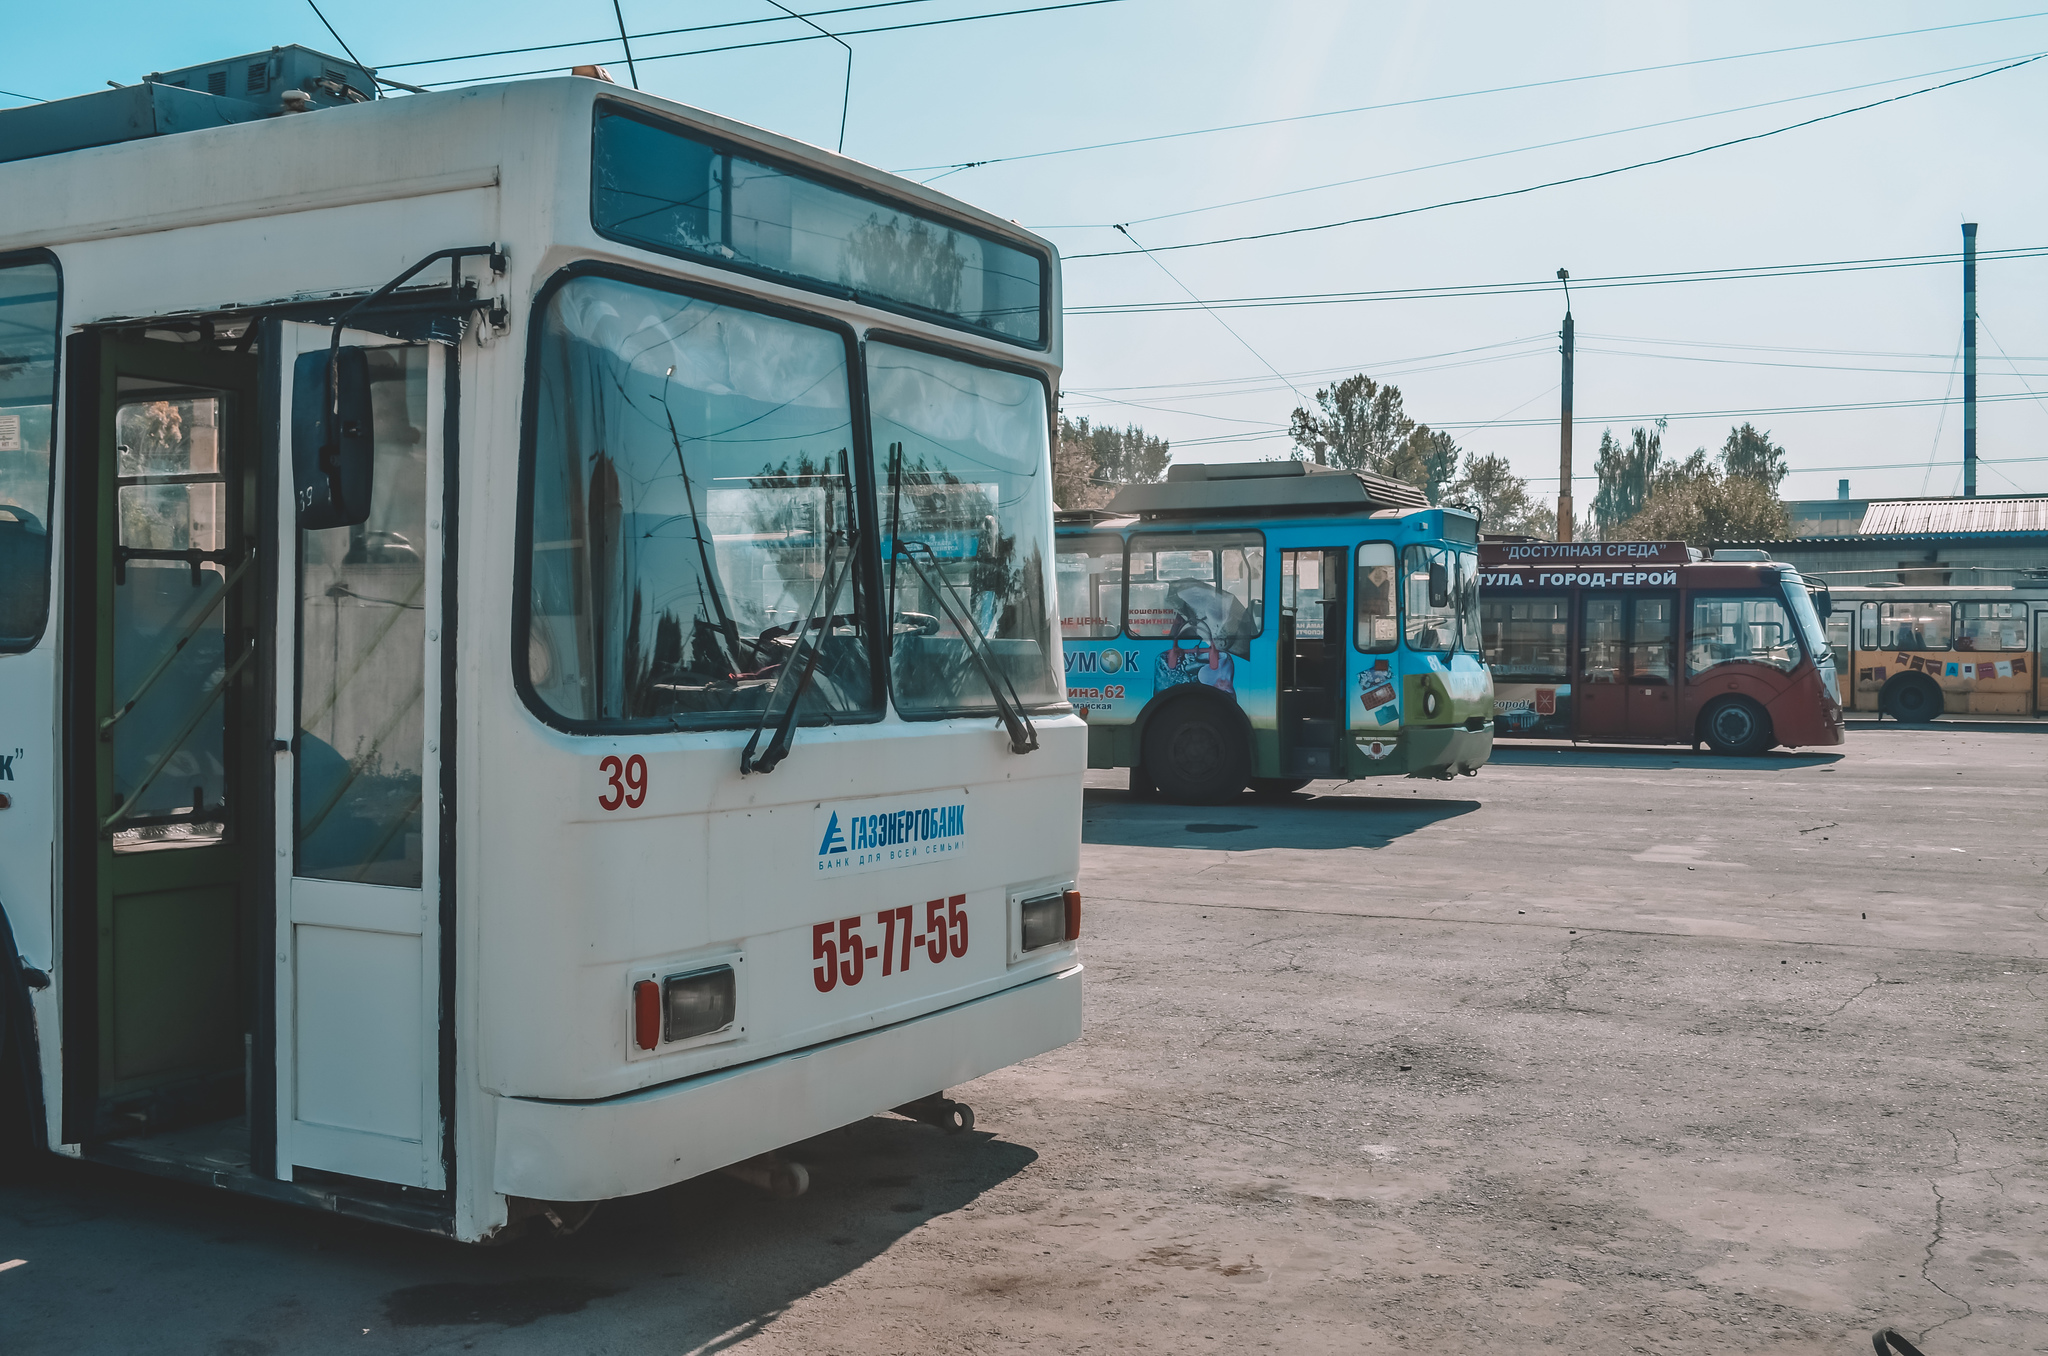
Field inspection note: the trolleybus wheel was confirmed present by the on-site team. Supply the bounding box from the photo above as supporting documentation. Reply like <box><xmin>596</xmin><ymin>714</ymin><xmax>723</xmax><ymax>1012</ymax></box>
<box><xmin>1699</xmin><ymin>697</ymin><xmax>1773</xmax><ymax>756</ymax></box>
<box><xmin>1880</xmin><ymin>674</ymin><xmax>1943</xmax><ymax>724</ymax></box>
<box><xmin>1249</xmin><ymin>777</ymin><xmax>1312</xmax><ymax>798</ymax></box>
<box><xmin>1143</xmin><ymin>704</ymin><xmax>1250</xmax><ymax>804</ymax></box>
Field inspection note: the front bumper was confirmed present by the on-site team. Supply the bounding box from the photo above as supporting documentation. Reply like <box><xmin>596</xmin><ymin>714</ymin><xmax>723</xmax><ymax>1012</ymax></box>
<box><xmin>493</xmin><ymin>964</ymin><xmax>1083</xmax><ymax>1202</ymax></box>
<box><xmin>1397</xmin><ymin>721</ymin><xmax>1494</xmax><ymax>777</ymax></box>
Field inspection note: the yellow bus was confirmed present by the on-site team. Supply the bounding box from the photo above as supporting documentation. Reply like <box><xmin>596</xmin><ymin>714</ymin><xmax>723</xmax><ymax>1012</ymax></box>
<box><xmin>1824</xmin><ymin>581</ymin><xmax>2048</xmax><ymax>720</ymax></box>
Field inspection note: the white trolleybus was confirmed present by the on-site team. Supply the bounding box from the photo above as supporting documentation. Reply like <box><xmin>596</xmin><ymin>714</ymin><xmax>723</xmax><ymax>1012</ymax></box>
<box><xmin>0</xmin><ymin>47</ymin><xmax>1084</xmax><ymax>1241</ymax></box>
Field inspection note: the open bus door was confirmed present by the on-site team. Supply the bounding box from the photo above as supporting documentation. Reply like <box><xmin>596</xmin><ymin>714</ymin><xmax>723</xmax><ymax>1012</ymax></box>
<box><xmin>269</xmin><ymin>319</ymin><xmax>446</xmax><ymax>1190</ymax></box>
<box><xmin>1277</xmin><ymin>549</ymin><xmax>1346</xmax><ymax>777</ymax></box>
<box><xmin>64</xmin><ymin>335</ymin><xmax>263</xmax><ymax>1153</ymax></box>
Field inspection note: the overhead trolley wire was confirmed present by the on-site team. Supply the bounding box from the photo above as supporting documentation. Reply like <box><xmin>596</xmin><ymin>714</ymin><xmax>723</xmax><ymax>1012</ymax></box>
<box><xmin>382</xmin><ymin>0</ymin><xmax>952</xmax><ymax>71</ymax></box>
<box><xmin>1066</xmin><ymin>55</ymin><xmax>2048</xmax><ymax>259</ymax></box>
<box><xmin>412</xmin><ymin>0</ymin><xmax>1131</xmax><ymax>88</ymax></box>
<box><xmin>901</xmin><ymin>8</ymin><xmax>2048</xmax><ymax>175</ymax></box>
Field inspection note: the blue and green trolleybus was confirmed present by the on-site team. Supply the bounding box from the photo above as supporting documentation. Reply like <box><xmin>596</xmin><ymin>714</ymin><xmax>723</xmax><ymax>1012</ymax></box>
<box><xmin>1053</xmin><ymin>461</ymin><xmax>1494</xmax><ymax>802</ymax></box>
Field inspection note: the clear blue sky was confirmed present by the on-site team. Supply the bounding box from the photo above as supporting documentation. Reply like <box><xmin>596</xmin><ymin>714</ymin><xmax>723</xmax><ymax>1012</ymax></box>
<box><xmin>8</xmin><ymin>1</ymin><xmax>2047</xmax><ymax>500</ymax></box>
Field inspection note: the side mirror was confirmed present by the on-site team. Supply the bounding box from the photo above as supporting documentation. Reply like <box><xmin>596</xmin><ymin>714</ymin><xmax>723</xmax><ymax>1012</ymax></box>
<box><xmin>1812</xmin><ymin>586</ymin><xmax>1834</xmax><ymax>619</ymax></box>
<box><xmin>1428</xmin><ymin>560</ymin><xmax>1449</xmax><ymax>609</ymax></box>
<box><xmin>292</xmin><ymin>347</ymin><xmax>374</xmax><ymax>528</ymax></box>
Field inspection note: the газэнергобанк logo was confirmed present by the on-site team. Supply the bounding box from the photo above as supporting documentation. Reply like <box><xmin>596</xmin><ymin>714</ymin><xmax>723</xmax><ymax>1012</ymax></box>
<box><xmin>815</xmin><ymin>794</ymin><xmax>969</xmax><ymax>875</ymax></box>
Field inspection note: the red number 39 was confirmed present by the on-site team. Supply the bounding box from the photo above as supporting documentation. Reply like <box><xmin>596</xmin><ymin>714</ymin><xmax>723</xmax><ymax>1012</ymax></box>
<box><xmin>598</xmin><ymin>754</ymin><xmax>648</xmax><ymax>811</ymax></box>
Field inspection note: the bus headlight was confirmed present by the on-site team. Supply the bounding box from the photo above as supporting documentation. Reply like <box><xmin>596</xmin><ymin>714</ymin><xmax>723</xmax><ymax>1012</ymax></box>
<box><xmin>664</xmin><ymin>965</ymin><xmax>736</xmax><ymax>1042</ymax></box>
<box><xmin>1020</xmin><ymin>892</ymin><xmax>1067</xmax><ymax>952</ymax></box>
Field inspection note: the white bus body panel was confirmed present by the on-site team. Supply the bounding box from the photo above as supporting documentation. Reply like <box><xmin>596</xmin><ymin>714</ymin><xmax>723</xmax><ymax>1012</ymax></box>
<box><xmin>496</xmin><ymin>964</ymin><xmax>1080</xmax><ymax>1201</ymax></box>
<box><xmin>0</xmin><ymin>76</ymin><xmax>1077</xmax><ymax>1241</ymax></box>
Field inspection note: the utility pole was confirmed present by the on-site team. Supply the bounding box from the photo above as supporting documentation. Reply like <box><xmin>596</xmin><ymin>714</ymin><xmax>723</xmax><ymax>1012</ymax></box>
<box><xmin>1556</xmin><ymin>269</ymin><xmax>1575</xmax><ymax>541</ymax></box>
<box><xmin>1962</xmin><ymin>222</ymin><xmax>1978</xmax><ymax>498</ymax></box>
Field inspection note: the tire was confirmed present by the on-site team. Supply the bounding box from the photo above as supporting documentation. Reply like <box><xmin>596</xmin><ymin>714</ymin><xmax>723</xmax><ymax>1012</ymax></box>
<box><xmin>1880</xmin><ymin>674</ymin><xmax>1943</xmax><ymax>724</ymax></box>
<box><xmin>1249</xmin><ymin>777</ymin><xmax>1313</xmax><ymax>798</ymax></box>
<box><xmin>1699</xmin><ymin>697</ymin><xmax>1774</xmax><ymax>756</ymax></box>
<box><xmin>1142</xmin><ymin>702</ymin><xmax>1251</xmax><ymax>804</ymax></box>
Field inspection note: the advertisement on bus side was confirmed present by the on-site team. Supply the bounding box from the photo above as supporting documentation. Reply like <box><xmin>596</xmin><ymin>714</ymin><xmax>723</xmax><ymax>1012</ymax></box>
<box><xmin>1492</xmin><ymin>682</ymin><xmax>1573</xmax><ymax>738</ymax></box>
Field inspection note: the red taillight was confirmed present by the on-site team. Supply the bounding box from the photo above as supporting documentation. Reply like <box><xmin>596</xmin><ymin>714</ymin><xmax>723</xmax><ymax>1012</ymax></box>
<box><xmin>633</xmin><ymin>979</ymin><xmax>661</xmax><ymax>1050</ymax></box>
<box><xmin>1064</xmin><ymin>888</ymin><xmax>1082</xmax><ymax>941</ymax></box>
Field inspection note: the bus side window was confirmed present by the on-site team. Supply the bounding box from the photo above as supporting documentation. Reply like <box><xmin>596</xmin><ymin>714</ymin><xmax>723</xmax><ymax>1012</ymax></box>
<box><xmin>1878</xmin><ymin>601</ymin><xmax>1951</xmax><ymax>651</ymax></box>
<box><xmin>1056</xmin><ymin>535</ymin><xmax>1124</xmax><ymax>639</ymax></box>
<box><xmin>1355</xmin><ymin>542</ymin><xmax>1396</xmax><ymax>651</ymax></box>
<box><xmin>1957</xmin><ymin>601</ymin><xmax>2027</xmax><ymax>652</ymax></box>
<box><xmin>1858</xmin><ymin>601</ymin><xmax>1878</xmax><ymax>651</ymax></box>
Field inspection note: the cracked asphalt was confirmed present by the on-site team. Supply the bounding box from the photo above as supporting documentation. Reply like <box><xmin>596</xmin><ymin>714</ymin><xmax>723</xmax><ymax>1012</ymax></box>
<box><xmin>4</xmin><ymin>727</ymin><xmax>2044</xmax><ymax>1353</ymax></box>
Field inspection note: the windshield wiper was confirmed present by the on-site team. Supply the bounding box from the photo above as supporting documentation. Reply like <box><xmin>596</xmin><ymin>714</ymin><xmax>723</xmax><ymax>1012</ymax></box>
<box><xmin>892</xmin><ymin>540</ymin><xmax>1038</xmax><ymax>755</ymax></box>
<box><xmin>741</xmin><ymin>528</ymin><xmax>857</xmax><ymax>775</ymax></box>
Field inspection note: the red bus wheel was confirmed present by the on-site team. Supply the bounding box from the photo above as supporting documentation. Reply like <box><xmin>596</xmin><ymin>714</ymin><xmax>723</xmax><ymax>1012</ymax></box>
<box><xmin>1700</xmin><ymin>697</ymin><xmax>1773</xmax><ymax>756</ymax></box>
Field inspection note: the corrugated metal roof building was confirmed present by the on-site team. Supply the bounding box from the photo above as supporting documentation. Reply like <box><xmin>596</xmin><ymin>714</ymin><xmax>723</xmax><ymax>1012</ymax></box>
<box><xmin>1723</xmin><ymin>495</ymin><xmax>2048</xmax><ymax>586</ymax></box>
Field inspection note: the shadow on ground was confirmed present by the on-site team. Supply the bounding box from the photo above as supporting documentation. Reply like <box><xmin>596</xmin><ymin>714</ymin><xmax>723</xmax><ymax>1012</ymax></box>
<box><xmin>1082</xmin><ymin>787</ymin><xmax>1479</xmax><ymax>850</ymax></box>
<box><xmin>3</xmin><ymin>1115</ymin><xmax>1035</xmax><ymax>1354</ymax></box>
<box><xmin>1488</xmin><ymin>744</ymin><xmax>1846</xmax><ymax>771</ymax></box>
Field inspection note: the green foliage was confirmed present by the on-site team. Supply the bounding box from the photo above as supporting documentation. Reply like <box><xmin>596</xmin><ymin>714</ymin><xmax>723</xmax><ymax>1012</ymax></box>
<box><xmin>1446</xmin><ymin>452</ymin><xmax>1552</xmax><ymax>537</ymax></box>
<box><xmin>1591</xmin><ymin>423</ymin><xmax>1662</xmax><ymax>538</ymax></box>
<box><xmin>1718</xmin><ymin>422</ymin><xmax>1789</xmax><ymax>491</ymax></box>
<box><xmin>1287</xmin><ymin>373</ymin><xmax>1460</xmax><ymax>502</ymax></box>
<box><xmin>1053</xmin><ymin>415</ymin><xmax>1170</xmax><ymax>510</ymax></box>
<box><xmin>1615</xmin><ymin>448</ymin><xmax>1791</xmax><ymax>545</ymax></box>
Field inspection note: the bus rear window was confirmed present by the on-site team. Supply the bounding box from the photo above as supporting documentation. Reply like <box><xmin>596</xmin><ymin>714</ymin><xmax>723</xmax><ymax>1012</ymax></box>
<box><xmin>1057</xmin><ymin>535</ymin><xmax>1124</xmax><ymax>638</ymax></box>
<box><xmin>1878</xmin><ymin>601</ymin><xmax>1951</xmax><ymax>651</ymax></box>
<box><xmin>1957</xmin><ymin>601</ymin><xmax>2027</xmax><ymax>652</ymax></box>
<box><xmin>1481</xmin><ymin>597</ymin><xmax>1569</xmax><ymax>682</ymax></box>
<box><xmin>1127</xmin><ymin>532</ymin><xmax>1263</xmax><ymax>644</ymax></box>
<box><xmin>593</xmin><ymin>103</ymin><xmax>1046</xmax><ymax>347</ymax></box>
<box><xmin>0</xmin><ymin>255</ymin><xmax>59</xmax><ymax>651</ymax></box>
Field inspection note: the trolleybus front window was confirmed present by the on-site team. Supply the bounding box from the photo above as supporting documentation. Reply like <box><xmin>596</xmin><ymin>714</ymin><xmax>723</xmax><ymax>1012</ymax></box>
<box><xmin>870</xmin><ymin>341</ymin><xmax>1060</xmax><ymax>718</ymax></box>
<box><xmin>1687</xmin><ymin>596</ymin><xmax>1802</xmax><ymax>677</ymax></box>
<box><xmin>0</xmin><ymin>256</ymin><xmax>59</xmax><ymax>650</ymax></box>
<box><xmin>1404</xmin><ymin>543</ymin><xmax>1477</xmax><ymax>651</ymax></box>
<box><xmin>521</xmin><ymin>274</ymin><xmax>877</xmax><ymax>731</ymax></box>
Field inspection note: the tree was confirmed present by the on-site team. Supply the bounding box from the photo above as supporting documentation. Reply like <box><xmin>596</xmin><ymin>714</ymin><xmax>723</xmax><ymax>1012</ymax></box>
<box><xmin>1287</xmin><ymin>373</ymin><xmax>1462</xmax><ymax>502</ymax></box>
<box><xmin>1591</xmin><ymin>422</ymin><xmax>1662</xmax><ymax>539</ymax></box>
<box><xmin>1052</xmin><ymin>415</ymin><xmax>1170</xmax><ymax>510</ymax></box>
<box><xmin>1718</xmin><ymin>422</ymin><xmax>1788</xmax><ymax>492</ymax></box>
<box><xmin>1446</xmin><ymin>452</ymin><xmax>1551</xmax><ymax>537</ymax></box>
<box><xmin>1614</xmin><ymin>448</ymin><xmax>1791</xmax><ymax>545</ymax></box>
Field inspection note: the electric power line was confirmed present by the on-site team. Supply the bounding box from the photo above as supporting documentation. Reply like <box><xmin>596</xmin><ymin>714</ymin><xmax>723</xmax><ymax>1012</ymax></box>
<box><xmin>900</xmin><ymin>8</ymin><xmax>2048</xmax><ymax>175</ymax></box>
<box><xmin>1065</xmin><ymin>55</ymin><xmax>2048</xmax><ymax>259</ymax></box>
<box><xmin>1065</xmin><ymin>245</ymin><xmax>2048</xmax><ymax>315</ymax></box>
<box><xmin>1045</xmin><ymin>51</ymin><xmax>2040</xmax><ymax>231</ymax></box>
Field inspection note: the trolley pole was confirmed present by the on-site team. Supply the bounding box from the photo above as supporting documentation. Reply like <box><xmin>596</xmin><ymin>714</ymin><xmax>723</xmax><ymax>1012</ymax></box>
<box><xmin>1556</xmin><ymin>269</ymin><xmax>1575</xmax><ymax>541</ymax></box>
<box><xmin>1962</xmin><ymin>222</ymin><xmax>1978</xmax><ymax>498</ymax></box>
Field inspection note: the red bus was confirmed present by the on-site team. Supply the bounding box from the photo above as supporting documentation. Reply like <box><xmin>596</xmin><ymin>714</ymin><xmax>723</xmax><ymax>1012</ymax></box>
<box><xmin>1477</xmin><ymin>542</ymin><xmax>1845</xmax><ymax>755</ymax></box>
